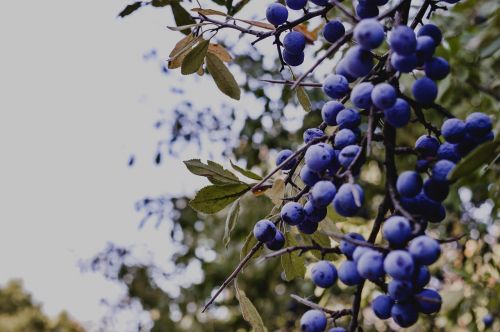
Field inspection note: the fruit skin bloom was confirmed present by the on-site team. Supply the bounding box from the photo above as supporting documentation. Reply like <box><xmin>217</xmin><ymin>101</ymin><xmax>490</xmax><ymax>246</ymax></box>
<box><xmin>396</xmin><ymin>171</ymin><xmax>422</xmax><ymax>197</ymax></box>
<box><xmin>321</xmin><ymin>101</ymin><xmax>344</xmax><ymax>125</ymax></box>
<box><xmin>424</xmin><ymin>56</ymin><xmax>450</xmax><ymax>80</ymax></box>
<box><xmin>441</xmin><ymin>118</ymin><xmax>466</xmax><ymax>143</ymax></box>
<box><xmin>253</xmin><ymin>219</ymin><xmax>276</xmax><ymax>242</ymax></box>
<box><xmin>285</xmin><ymin>0</ymin><xmax>307</xmax><ymax>10</ymax></box>
<box><xmin>372</xmin><ymin>295</ymin><xmax>394</xmax><ymax>319</ymax></box>
<box><xmin>353</xmin><ymin>19</ymin><xmax>385</xmax><ymax>50</ymax></box>
<box><xmin>265</xmin><ymin>3</ymin><xmax>288</xmax><ymax>26</ymax></box>
<box><xmin>371</xmin><ymin>83</ymin><xmax>397</xmax><ymax>109</ymax></box>
<box><xmin>311</xmin><ymin>260</ymin><xmax>338</xmax><ymax>288</ymax></box>
<box><xmin>350</xmin><ymin>82</ymin><xmax>373</xmax><ymax>109</ymax></box>
<box><xmin>333</xmin><ymin>184</ymin><xmax>364</xmax><ymax>217</ymax></box>
<box><xmin>409</xmin><ymin>235</ymin><xmax>441</xmax><ymax>265</ymax></box>
<box><xmin>300</xmin><ymin>309</ymin><xmax>327</xmax><ymax>332</ymax></box>
<box><xmin>323</xmin><ymin>74</ymin><xmax>349</xmax><ymax>99</ymax></box>
<box><xmin>283</xmin><ymin>31</ymin><xmax>306</xmax><ymax>54</ymax></box>
<box><xmin>389</xmin><ymin>25</ymin><xmax>417</xmax><ymax>55</ymax></box>
<box><xmin>465</xmin><ymin>112</ymin><xmax>492</xmax><ymax>137</ymax></box>
<box><xmin>412</xmin><ymin>77</ymin><xmax>438</xmax><ymax>105</ymax></box>
<box><xmin>323</xmin><ymin>20</ymin><xmax>345</xmax><ymax>43</ymax></box>
<box><xmin>384</xmin><ymin>98</ymin><xmax>411</xmax><ymax>128</ymax></box>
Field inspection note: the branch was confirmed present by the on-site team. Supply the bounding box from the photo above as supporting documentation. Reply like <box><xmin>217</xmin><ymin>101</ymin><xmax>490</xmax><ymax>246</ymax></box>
<box><xmin>261</xmin><ymin>244</ymin><xmax>341</xmax><ymax>261</ymax></box>
<box><xmin>437</xmin><ymin>233</ymin><xmax>466</xmax><ymax>244</ymax></box>
<box><xmin>251</xmin><ymin>135</ymin><xmax>328</xmax><ymax>193</ymax></box>
<box><xmin>291</xmin><ymin>294</ymin><xmax>353</xmax><ymax>319</ymax></box>
<box><xmin>202</xmin><ymin>241</ymin><xmax>263</xmax><ymax>312</ymax></box>
<box><xmin>259</xmin><ymin>79</ymin><xmax>322</xmax><ymax>88</ymax></box>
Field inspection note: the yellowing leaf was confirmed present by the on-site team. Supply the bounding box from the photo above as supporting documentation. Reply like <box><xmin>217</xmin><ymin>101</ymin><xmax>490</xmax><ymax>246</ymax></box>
<box><xmin>181</xmin><ymin>39</ymin><xmax>210</xmax><ymax>75</ymax></box>
<box><xmin>265</xmin><ymin>178</ymin><xmax>285</xmax><ymax>205</ymax></box>
<box><xmin>168</xmin><ymin>34</ymin><xmax>196</xmax><ymax>69</ymax></box>
<box><xmin>191</xmin><ymin>8</ymin><xmax>227</xmax><ymax>16</ymax></box>
<box><xmin>208</xmin><ymin>44</ymin><xmax>233</xmax><ymax>62</ymax></box>
<box><xmin>205</xmin><ymin>53</ymin><xmax>241</xmax><ymax>100</ymax></box>
<box><xmin>293</xmin><ymin>24</ymin><xmax>317</xmax><ymax>44</ymax></box>
<box><xmin>297</xmin><ymin>86</ymin><xmax>311</xmax><ymax>112</ymax></box>
<box><xmin>237</xmin><ymin>19</ymin><xmax>275</xmax><ymax>30</ymax></box>
<box><xmin>234</xmin><ymin>280</ymin><xmax>267</xmax><ymax>332</ymax></box>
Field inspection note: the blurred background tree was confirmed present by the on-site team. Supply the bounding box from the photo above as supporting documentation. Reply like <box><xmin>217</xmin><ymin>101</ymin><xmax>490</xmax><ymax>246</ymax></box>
<box><xmin>85</xmin><ymin>0</ymin><xmax>499</xmax><ymax>331</ymax></box>
<box><xmin>0</xmin><ymin>280</ymin><xmax>84</xmax><ymax>332</ymax></box>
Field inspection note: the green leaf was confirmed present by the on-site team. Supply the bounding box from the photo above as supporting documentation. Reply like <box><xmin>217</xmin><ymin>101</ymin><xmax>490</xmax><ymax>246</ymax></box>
<box><xmin>234</xmin><ymin>280</ymin><xmax>267</xmax><ymax>332</ymax></box>
<box><xmin>223</xmin><ymin>199</ymin><xmax>240</xmax><ymax>248</ymax></box>
<box><xmin>189</xmin><ymin>184</ymin><xmax>250</xmax><ymax>214</ymax></box>
<box><xmin>118</xmin><ymin>2</ymin><xmax>142</xmax><ymax>17</ymax></box>
<box><xmin>281</xmin><ymin>232</ymin><xmax>305</xmax><ymax>281</ymax></box>
<box><xmin>167</xmin><ymin>22</ymin><xmax>208</xmax><ymax>32</ymax></box>
<box><xmin>205</xmin><ymin>53</ymin><xmax>241</xmax><ymax>100</ymax></box>
<box><xmin>240</xmin><ymin>230</ymin><xmax>263</xmax><ymax>260</ymax></box>
<box><xmin>480</xmin><ymin>37</ymin><xmax>500</xmax><ymax>58</ymax></box>
<box><xmin>151</xmin><ymin>0</ymin><xmax>174</xmax><ymax>7</ymax></box>
<box><xmin>181</xmin><ymin>39</ymin><xmax>210</xmax><ymax>75</ymax></box>
<box><xmin>230</xmin><ymin>160</ymin><xmax>263</xmax><ymax>180</ymax></box>
<box><xmin>296</xmin><ymin>85</ymin><xmax>311</xmax><ymax>112</ymax></box>
<box><xmin>183</xmin><ymin>159</ymin><xmax>241</xmax><ymax>185</ymax></box>
<box><xmin>171</xmin><ymin>2</ymin><xmax>195</xmax><ymax>34</ymax></box>
<box><xmin>231</xmin><ymin>0</ymin><xmax>251</xmax><ymax>15</ymax></box>
<box><xmin>448</xmin><ymin>139</ymin><xmax>500</xmax><ymax>182</ymax></box>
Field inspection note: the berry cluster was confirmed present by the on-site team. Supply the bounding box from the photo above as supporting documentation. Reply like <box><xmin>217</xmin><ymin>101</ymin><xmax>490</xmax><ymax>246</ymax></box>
<box><xmin>253</xmin><ymin>2</ymin><xmax>496</xmax><ymax>330</ymax></box>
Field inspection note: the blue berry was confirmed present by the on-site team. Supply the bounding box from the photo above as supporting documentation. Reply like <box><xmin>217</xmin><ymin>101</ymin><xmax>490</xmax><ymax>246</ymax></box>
<box><xmin>340</xmin><ymin>232</ymin><xmax>365</xmax><ymax>259</ymax></box>
<box><xmin>415</xmin><ymin>193</ymin><xmax>446</xmax><ymax>223</ymax></box>
<box><xmin>333</xmin><ymin>184</ymin><xmax>364</xmax><ymax>217</ymax></box>
<box><xmin>412</xmin><ymin>77</ymin><xmax>438</xmax><ymax>105</ymax></box>
<box><xmin>355</xmin><ymin>3</ymin><xmax>378</xmax><ymax>19</ymax></box>
<box><xmin>323</xmin><ymin>20</ymin><xmax>345</xmax><ymax>43</ymax></box>
<box><xmin>389</xmin><ymin>25</ymin><xmax>417</xmax><ymax>55</ymax></box>
<box><xmin>339</xmin><ymin>145</ymin><xmax>361</xmax><ymax>168</ymax></box>
<box><xmin>441</xmin><ymin>118</ymin><xmax>466</xmax><ymax>143</ymax></box>
<box><xmin>425</xmin><ymin>56</ymin><xmax>450</xmax><ymax>80</ymax></box>
<box><xmin>353</xmin><ymin>19</ymin><xmax>385</xmax><ymax>50</ymax></box>
<box><xmin>305</xmin><ymin>143</ymin><xmax>335</xmax><ymax>172</ymax></box>
<box><xmin>334</xmin><ymin>129</ymin><xmax>357</xmax><ymax>149</ymax></box>
<box><xmin>388</xmin><ymin>279</ymin><xmax>414</xmax><ymax>301</ymax></box>
<box><xmin>281</xmin><ymin>202</ymin><xmax>305</xmax><ymax>225</ymax></box>
<box><xmin>391</xmin><ymin>302</ymin><xmax>419</xmax><ymax>328</ymax></box>
<box><xmin>417</xmin><ymin>24</ymin><xmax>442</xmax><ymax>46</ymax></box>
<box><xmin>328</xmin><ymin>328</ymin><xmax>346</xmax><ymax>332</ymax></box>
<box><xmin>311</xmin><ymin>260</ymin><xmax>338</xmax><ymax>288</ymax></box>
<box><xmin>265</xmin><ymin>230</ymin><xmax>285</xmax><ymax>250</ymax></box>
<box><xmin>310</xmin><ymin>181</ymin><xmax>337</xmax><ymax>207</ymax></box>
<box><xmin>415</xmin><ymin>289</ymin><xmax>442</xmax><ymax>314</ymax></box>
<box><xmin>298</xmin><ymin>218</ymin><xmax>319</xmax><ymax>234</ymax></box>
<box><xmin>357</xmin><ymin>250</ymin><xmax>384</xmax><ymax>280</ymax></box>
<box><xmin>303</xmin><ymin>128</ymin><xmax>325</xmax><ymax>144</ymax></box>
<box><xmin>283</xmin><ymin>49</ymin><xmax>304</xmax><ymax>66</ymax></box>
<box><xmin>286</xmin><ymin>0</ymin><xmax>308</xmax><ymax>10</ymax></box>
<box><xmin>391</xmin><ymin>52</ymin><xmax>417</xmax><ymax>73</ymax></box>
<box><xmin>321</xmin><ymin>101</ymin><xmax>344</xmax><ymax>126</ymax></box>
<box><xmin>300</xmin><ymin>309</ymin><xmax>327</xmax><ymax>332</ymax></box>
<box><xmin>416</xmin><ymin>159</ymin><xmax>430</xmax><ymax>172</ymax></box>
<box><xmin>253</xmin><ymin>219</ymin><xmax>276</xmax><ymax>242</ymax></box>
<box><xmin>338</xmin><ymin>260</ymin><xmax>364</xmax><ymax>285</ymax></box>
<box><xmin>372</xmin><ymin>295</ymin><xmax>394</xmax><ymax>319</ymax></box>
<box><xmin>371</xmin><ymin>83</ymin><xmax>397</xmax><ymax>109</ymax></box>
<box><xmin>383</xmin><ymin>216</ymin><xmax>412</xmax><ymax>246</ymax></box>
<box><xmin>300</xmin><ymin>166</ymin><xmax>322</xmax><ymax>187</ymax></box>
<box><xmin>413</xmin><ymin>265</ymin><xmax>431</xmax><ymax>290</ymax></box>
<box><xmin>350</xmin><ymin>82</ymin><xmax>374</xmax><ymax>109</ymax></box>
<box><xmin>396</xmin><ymin>171</ymin><xmax>422</xmax><ymax>197</ymax></box>
<box><xmin>415</xmin><ymin>135</ymin><xmax>440</xmax><ymax>157</ymax></box>
<box><xmin>304</xmin><ymin>201</ymin><xmax>327</xmax><ymax>223</ymax></box>
<box><xmin>465</xmin><ymin>112</ymin><xmax>492</xmax><ymax>137</ymax></box>
<box><xmin>335</xmin><ymin>59</ymin><xmax>356</xmax><ymax>82</ymax></box>
<box><xmin>483</xmin><ymin>314</ymin><xmax>494</xmax><ymax>327</ymax></box>
<box><xmin>384</xmin><ymin>98</ymin><xmax>411</xmax><ymax>128</ymax></box>
<box><xmin>336</xmin><ymin>109</ymin><xmax>361</xmax><ymax>129</ymax></box>
<box><xmin>276</xmin><ymin>149</ymin><xmax>296</xmax><ymax>170</ymax></box>
<box><xmin>423</xmin><ymin>178</ymin><xmax>449</xmax><ymax>202</ymax></box>
<box><xmin>432</xmin><ymin>159</ymin><xmax>455</xmax><ymax>182</ymax></box>
<box><xmin>266</xmin><ymin>3</ymin><xmax>288</xmax><ymax>26</ymax></box>
<box><xmin>409</xmin><ymin>235</ymin><xmax>441</xmax><ymax>265</ymax></box>
<box><xmin>323</xmin><ymin>74</ymin><xmax>350</xmax><ymax>99</ymax></box>
<box><xmin>384</xmin><ymin>250</ymin><xmax>415</xmax><ymax>280</ymax></box>
<box><xmin>416</xmin><ymin>36</ymin><xmax>436</xmax><ymax>63</ymax></box>
<box><xmin>473</xmin><ymin>130</ymin><xmax>494</xmax><ymax>145</ymax></box>
<box><xmin>352</xmin><ymin>246</ymin><xmax>371</xmax><ymax>263</ymax></box>
<box><xmin>344</xmin><ymin>45</ymin><xmax>374</xmax><ymax>77</ymax></box>
<box><xmin>283</xmin><ymin>31</ymin><xmax>306</xmax><ymax>54</ymax></box>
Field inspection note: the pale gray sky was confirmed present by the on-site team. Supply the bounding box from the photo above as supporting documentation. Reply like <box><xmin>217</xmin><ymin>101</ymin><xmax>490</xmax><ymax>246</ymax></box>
<box><xmin>0</xmin><ymin>0</ymin><xmax>335</xmax><ymax>330</ymax></box>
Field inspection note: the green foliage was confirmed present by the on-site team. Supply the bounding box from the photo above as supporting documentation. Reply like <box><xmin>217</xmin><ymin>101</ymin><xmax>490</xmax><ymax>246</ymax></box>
<box><xmin>0</xmin><ymin>280</ymin><xmax>83</xmax><ymax>332</ymax></box>
<box><xmin>234</xmin><ymin>280</ymin><xmax>267</xmax><ymax>332</ymax></box>
<box><xmin>189</xmin><ymin>183</ymin><xmax>250</xmax><ymax>213</ymax></box>
<box><xmin>448</xmin><ymin>138</ymin><xmax>500</xmax><ymax>182</ymax></box>
<box><xmin>181</xmin><ymin>39</ymin><xmax>210</xmax><ymax>75</ymax></box>
<box><xmin>205</xmin><ymin>52</ymin><xmax>241</xmax><ymax>100</ymax></box>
